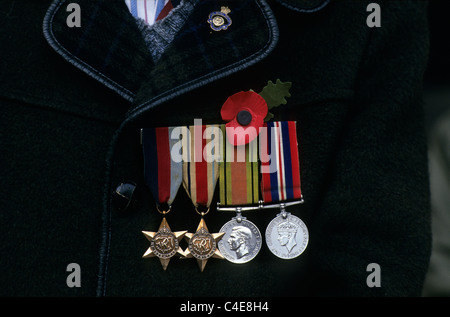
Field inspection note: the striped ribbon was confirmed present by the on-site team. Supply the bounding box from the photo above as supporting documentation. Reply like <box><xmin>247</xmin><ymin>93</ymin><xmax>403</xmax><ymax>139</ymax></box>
<box><xmin>125</xmin><ymin>0</ymin><xmax>174</xmax><ymax>25</ymax></box>
<box><xmin>260</xmin><ymin>121</ymin><xmax>302</xmax><ymax>203</ymax></box>
<box><xmin>141</xmin><ymin>127</ymin><xmax>183</xmax><ymax>207</ymax></box>
<box><xmin>182</xmin><ymin>125</ymin><xmax>220</xmax><ymax>209</ymax></box>
<box><xmin>219</xmin><ymin>125</ymin><xmax>259</xmax><ymax>206</ymax></box>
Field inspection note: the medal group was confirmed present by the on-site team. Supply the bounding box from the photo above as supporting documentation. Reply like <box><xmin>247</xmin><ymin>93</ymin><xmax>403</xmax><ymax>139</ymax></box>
<box><xmin>140</xmin><ymin>80</ymin><xmax>309</xmax><ymax>271</ymax></box>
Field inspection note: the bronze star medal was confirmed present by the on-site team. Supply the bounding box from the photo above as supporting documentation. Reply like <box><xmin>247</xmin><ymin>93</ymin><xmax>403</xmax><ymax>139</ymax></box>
<box><xmin>141</xmin><ymin>128</ymin><xmax>187</xmax><ymax>270</ymax></box>
<box><xmin>142</xmin><ymin>218</ymin><xmax>187</xmax><ymax>270</ymax></box>
<box><xmin>183</xmin><ymin>218</ymin><xmax>225</xmax><ymax>272</ymax></box>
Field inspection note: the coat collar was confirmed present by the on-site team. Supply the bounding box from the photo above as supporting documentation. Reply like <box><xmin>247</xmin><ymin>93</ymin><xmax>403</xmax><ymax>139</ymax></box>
<box><xmin>276</xmin><ymin>0</ymin><xmax>331</xmax><ymax>12</ymax></box>
<box><xmin>43</xmin><ymin>0</ymin><xmax>153</xmax><ymax>102</ymax></box>
<box><xmin>43</xmin><ymin>0</ymin><xmax>330</xmax><ymax>113</ymax></box>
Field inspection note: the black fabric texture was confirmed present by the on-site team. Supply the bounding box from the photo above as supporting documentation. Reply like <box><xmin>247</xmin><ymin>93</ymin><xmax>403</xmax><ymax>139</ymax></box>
<box><xmin>276</xmin><ymin>0</ymin><xmax>331</xmax><ymax>12</ymax></box>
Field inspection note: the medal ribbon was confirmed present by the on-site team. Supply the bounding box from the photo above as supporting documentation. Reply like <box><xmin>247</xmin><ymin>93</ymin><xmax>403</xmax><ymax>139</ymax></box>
<box><xmin>260</xmin><ymin>121</ymin><xmax>302</xmax><ymax>203</ymax></box>
<box><xmin>219</xmin><ymin>125</ymin><xmax>259</xmax><ymax>206</ymax></box>
<box><xmin>182</xmin><ymin>125</ymin><xmax>220</xmax><ymax>209</ymax></box>
<box><xmin>141</xmin><ymin>127</ymin><xmax>183</xmax><ymax>207</ymax></box>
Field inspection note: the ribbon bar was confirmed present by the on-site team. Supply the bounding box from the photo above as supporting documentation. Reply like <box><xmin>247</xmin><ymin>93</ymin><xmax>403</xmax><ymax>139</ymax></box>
<box><xmin>219</xmin><ymin>124</ymin><xmax>259</xmax><ymax>206</ymax></box>
<box><xmin>216</xmin><ymin>198</ymin><xmax>304</xmax><ymax>212</ymax></box>
<box><xmin>182</xmin><ymin>124</ymin><xmax>220</xmax><ymax>209</ymax></box>
<box><xmin>141</xmin><ymin>127</ymin><xmax>183</xmax><ymax>208</ymax></box>
<box><xmin>260</xmin><ymin>121</ymin><xmax>302</xmax><ymax>203</ymax></box>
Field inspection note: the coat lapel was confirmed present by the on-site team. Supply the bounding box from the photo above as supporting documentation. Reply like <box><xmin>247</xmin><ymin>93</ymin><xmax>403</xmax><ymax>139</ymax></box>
<box><xmin>128</xmin><ymin>0</ymin><xmax>279</xmax><ymax>116</ymax></box>
<box><xmin>44</xmin><ymin>0</ymin><xmax>152</xmax><ymax>102</ymax></box>
<box><xmin>43</xmin><ymin>0</ymin><xmax>330</xmax><ymax>114</ymax></box>
<box><xmin>276</xmin><ymin>0</ymin><xmax>331</xmax><ymax>12</ymax></box>
<box><xmin>44</xmin><ymin>0</ymin><xmax>279</xmax><ymax>108</ymax></box>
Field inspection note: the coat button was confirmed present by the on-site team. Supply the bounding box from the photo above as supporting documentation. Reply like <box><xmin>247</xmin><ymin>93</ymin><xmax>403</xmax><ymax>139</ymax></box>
<box><xmin>112</xmin><ymin>182</ymin><xmax>138</xmax><ymax>212</ymax></box>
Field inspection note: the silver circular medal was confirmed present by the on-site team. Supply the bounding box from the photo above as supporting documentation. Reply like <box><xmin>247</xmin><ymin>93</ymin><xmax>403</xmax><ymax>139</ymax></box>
<box><xmin>265</xmin><ymin>213</ymin><xmax>309</xmax><ymax>259</ymax></box>
<box><xmin>218</xmin><ymin>218</ymin><xmax>262</xmax><ymax>264</ymax></box>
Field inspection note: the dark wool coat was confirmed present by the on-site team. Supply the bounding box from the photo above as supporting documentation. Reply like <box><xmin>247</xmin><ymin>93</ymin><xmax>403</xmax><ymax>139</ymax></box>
<box><xmin>0</xmin><ymin>0</ymin><xmax>431</xmax><ymax>297</ymax></box>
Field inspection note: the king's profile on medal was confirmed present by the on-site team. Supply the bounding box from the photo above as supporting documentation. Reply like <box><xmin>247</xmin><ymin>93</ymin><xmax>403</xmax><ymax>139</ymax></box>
<box><xmin>276</xmin><ymin>221</ymin><xmax>299</xmax><ymax>254</ymax></box>
<box><xmin>266</xmin><ymin>213</ymin><xmax>309</xmax><ymax>260</ymax></box>
<box><xmin>228</xmin><ymin>226</ymin><xmax>253</xmax><ymax>259</ymax></box>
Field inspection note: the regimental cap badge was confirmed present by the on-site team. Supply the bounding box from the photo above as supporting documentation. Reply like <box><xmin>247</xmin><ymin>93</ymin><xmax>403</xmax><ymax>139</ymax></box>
<box><xmin>208</xmin><ymin>6</ymin><xmax>232</xmax><ymax>32</ymax></box>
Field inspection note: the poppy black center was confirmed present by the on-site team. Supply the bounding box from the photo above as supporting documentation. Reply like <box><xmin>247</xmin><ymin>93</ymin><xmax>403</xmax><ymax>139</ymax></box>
<box><xmin>237</xmin><ymin>110</ymin><xmax>252</xmax><ymax>126</ymax></box>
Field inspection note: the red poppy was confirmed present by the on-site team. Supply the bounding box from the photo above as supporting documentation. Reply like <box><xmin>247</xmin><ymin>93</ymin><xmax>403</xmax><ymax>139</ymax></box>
<box><xmin>221</xmin><ymin>91</ymin><xmax>268</xmax><ymax>146</ymax></box>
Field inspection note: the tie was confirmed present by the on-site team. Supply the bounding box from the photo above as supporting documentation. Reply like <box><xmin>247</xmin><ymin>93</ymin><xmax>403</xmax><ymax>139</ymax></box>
<box><xmin>156</xmin><ymin>0</ymin><xmax>174</xmax><ymax>21</ymax></box>
<box><xmin>126</xmin><ymin>0</ymin><xmax>174</xmax><ymax>26</ymax></box>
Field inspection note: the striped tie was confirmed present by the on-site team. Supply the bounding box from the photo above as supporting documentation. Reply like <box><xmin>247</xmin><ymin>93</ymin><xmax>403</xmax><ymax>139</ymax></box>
<box><xmin>126</xmin><ymin>0</ymin><xmax>174</xmax><ymax>25</ymax></box>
